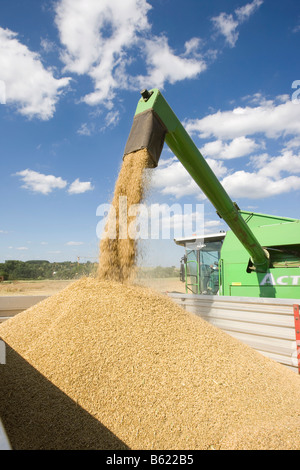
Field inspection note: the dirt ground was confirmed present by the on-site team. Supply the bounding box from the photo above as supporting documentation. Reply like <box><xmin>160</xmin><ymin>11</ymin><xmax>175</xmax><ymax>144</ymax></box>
<box><xmin>0</xmin><ymin>280</ymin><xmax>74</xmax><ymax>296</ymax></box>
<box><xmin>0</xmin><ymin>277</ymin><xmax>186</xmax><ymax>297</ymax></box>
<box><xmin>134</xmin><ymin>277</ymin><xmax>186</xmax><ymax>294</ymax></box>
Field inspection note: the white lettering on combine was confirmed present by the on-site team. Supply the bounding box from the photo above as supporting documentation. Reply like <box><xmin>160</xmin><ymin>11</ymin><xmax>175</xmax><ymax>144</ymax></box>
<box><xmin>260</xmin><ymin>273</ymin><xmax>276</xmax><ymax>286</ymax></box>
<box><xmin>291</xmin><ymin>275</ymin><xmax>300</xmax><ymax>285</ymax></box>
<box><xmin>277</xmin><ymin>276</ymin><xmax>289</xmax><ymax>286</ymax></box>
<box><xmin>260</xmin><ymin>274</ymin><xmax>300</xmax><ymax>286</ymax></box>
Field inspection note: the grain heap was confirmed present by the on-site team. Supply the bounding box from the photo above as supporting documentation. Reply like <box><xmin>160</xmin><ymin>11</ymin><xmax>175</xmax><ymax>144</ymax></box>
<box><xmin>0</xmin><ymin>277</ymin><xmax>300</xmax><ymax>450</ymax></box>
<box><xmin>98</xmin><ymin>149</ymin><xmax>151</xmax><ymax>283</ymax></box>
<box><xmin>1</xmin><ymin>148</ymin><xmax>300</xmax><ymax>451</ymax></box>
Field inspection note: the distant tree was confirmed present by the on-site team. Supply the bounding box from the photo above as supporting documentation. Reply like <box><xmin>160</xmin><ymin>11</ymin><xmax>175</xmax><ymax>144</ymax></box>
<box><xmin>1</xmin><ymin>260</ymin><xmax>98</xmax><ymax>280</ymax></box>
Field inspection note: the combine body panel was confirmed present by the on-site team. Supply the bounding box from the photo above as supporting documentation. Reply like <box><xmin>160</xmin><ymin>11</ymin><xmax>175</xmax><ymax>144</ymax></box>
<box><xmin>220</xmin><ymin>212</ymin><xmax>300</xmax><ymax>299</ymax></box>
<box><xmin>125</xmin><ymin>89</ymin><xmax>300</xmax><ymax>299</ymax></box>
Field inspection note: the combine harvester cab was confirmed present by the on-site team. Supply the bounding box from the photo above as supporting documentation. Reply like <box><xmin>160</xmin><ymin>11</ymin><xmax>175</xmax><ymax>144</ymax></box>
<box><xmin>175</xmin><ymin>232</ymin><xmax>225</xmax><ymax>296</ymax></box>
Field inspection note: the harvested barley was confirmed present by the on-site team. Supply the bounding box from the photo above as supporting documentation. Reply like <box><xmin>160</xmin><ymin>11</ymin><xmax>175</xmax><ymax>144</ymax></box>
<box><xmin>1</xmin><ymin>148</ymin><xmax>300</xmax><ymax>451</ymax></box>
<box><xmin>98</xmin><ymin>149</ymin><xmax>151</xmax><ymax>283</ymax></box>
<box><xmin>0</xmin><ymin>277</ymin><xmax>300</xmax><ymax>450</ymax></box>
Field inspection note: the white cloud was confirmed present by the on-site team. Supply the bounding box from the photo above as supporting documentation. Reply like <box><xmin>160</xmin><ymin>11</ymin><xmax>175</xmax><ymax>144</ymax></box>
<box><xmin>152</xmin><ymin>144</ymin><xmax>300</xmax><ymax>201</ymax></box>
<box><xmin>151</xmin><ymin>157</ymin><xmax>228</xmax><ymax>199</ymax></box>
<box><xmin>137</xmin><ymin>35</ymin><xmax>206</xmax><ymax>89</ymax></box>
<box><xmin>77</xmin><ymin>122</ymin><xmax>94</xmax><ymax>136</ymax></box>
<box><xmin>221</xmin><ymin>150</ymin><xmax>300</xmax><ymax>199</ymax></box>
<box><xmin>222</xmin><ymin>171</ymin><xmax>300</xmax><ymax>199</ymax></box>
<box><xmin>15</xmin><ymin>170</ymin><xmax>94</xmax><ymax>196</ymax></box>
<box><xmin>212</xmin><ymin>0</ymin><xmax>263</xmax><ymax>47</ymax></box>
<box><xmin>284</xmin><ymin>137</ymin><xmax>300</xmax><ymax>150</ymax></box>
<box><xmin>0</xmin><ymin>27</ymin><xmax>71</xmax><ymax>120</ymax></box>
<box><xmin>68</xmin><ymin>178</ymin><xmax>94</xmax><ymax>194</ymax></box>
<box><xmin>151</xmin><ymin>159</ymin><xmax>200</xmax><ymax>199</ymax></box>
<box><xmin>104</xmin><ymin>110</ymin><xmax>120</xmax><ymax>129</ymax></box>
<box><xmin>235</xmin><ymin>0</ymin><xmax>263</xmax><ymax>22</ymax></box>
<box><xmin>15</xmin><ymin>169</ymin><xmax>68</xmax><ymax>195</ymax></box>
<box><xmin>185</xmin><ymin>97</ymin><xmax>300</xmax><ymax>140</ymax></box>
<box><xmin>251</xmin><ymin>151</ymin><xmax>300</xmax><ymax>179</ymax></box>
<box><xmin>151</xmin><ymin>87</ymin><xmax>300</xmax><ymax>202</ymax></box>
<box><xmin>40</xmin><ymin>38</ymin><xmax>57</xmax><ymax>54</ymax></box>
<box><xmin>183</xmin><ymin>38</ymin><xmax>204</xmax><ymax>57</ymax></box>
<box><xmin>293</xmin><ymin>22</ymin><xmax>300</xmax><ymax>34</ymax></box>
<box><xmin>56</xmin><ymin>0</ymin><xmax>152</xmax><ymax>75</ymax></box>
<box><xmin>200</xmin><ymin>136</ymin><xmax>260</xmax><ymax>160</ymax></box>
<box><xmin>211</xmin><ymin>13</ymin><xmax>239</xmax><ymax>47</ymax></box>
<box><xmin>55</xmin><ymin>0</ymin><xmax>205</xmax><ymax>107</ymax></box>
<box><xmin>55</xmin><ymin>0</ymin><xmax>151</xmax><ymax>107</ymax></box>
<box><xmin>204</xmin><ymin>220</ymin><xmax>222</xmax><ymax>229</ymax></box>
<box><xmin>65</xmin><ymin>241</ymin><xmax>84</xmax><ymax>246</ymax></box>
<box><xmin>16</xmin><ymin>247</ymin><xmax>29</xmax><ymax>251</ymax></box>
<box><xmin>204</xmin><ymin>219</ymin><xmax>224</xmax><ymax>236</ymax></box>
<box><xmin>275</xmin><ymin>94</ymin><xmax>290</xmax><ymax>104</ymax></box>
<box><xmin>184</xmin><ymin>94</ymin><xmax>300</xmax><ymax>203</ymax></box>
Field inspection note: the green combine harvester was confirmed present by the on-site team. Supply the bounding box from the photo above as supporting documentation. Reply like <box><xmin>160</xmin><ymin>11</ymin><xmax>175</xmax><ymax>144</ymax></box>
<box><xmin>124</xmin><ymin>89</ymin><xmax>300</xmax><ymax>299</ymax></box>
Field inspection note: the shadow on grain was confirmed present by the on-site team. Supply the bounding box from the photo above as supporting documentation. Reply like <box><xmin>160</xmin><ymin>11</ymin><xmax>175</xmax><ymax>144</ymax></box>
<box><xmin>0</xmin><ymin>344</ymin><xmax>129</xmax><ymax>450</ymax></box>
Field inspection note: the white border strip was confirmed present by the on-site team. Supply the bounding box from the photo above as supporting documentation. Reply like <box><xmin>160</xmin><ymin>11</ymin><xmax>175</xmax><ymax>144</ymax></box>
<box><xmin>0</xmin><ymin>420</ymin><xmax>11</xmax><ymax>450</ymax></box>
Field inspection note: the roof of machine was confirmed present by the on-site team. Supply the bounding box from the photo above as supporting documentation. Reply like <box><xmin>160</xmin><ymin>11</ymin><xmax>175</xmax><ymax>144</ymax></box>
<box><xmin>174</xmin><ymin>232</ymin><xmax>226</xmax><ymax>247</ymax></box>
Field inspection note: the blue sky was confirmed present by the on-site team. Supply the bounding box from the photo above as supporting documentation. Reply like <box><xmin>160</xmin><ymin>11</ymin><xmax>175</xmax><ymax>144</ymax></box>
<box><xmin>0</xmin><ymin>0</ymin><xmax>300</xmax><ymax>267</ymax></box>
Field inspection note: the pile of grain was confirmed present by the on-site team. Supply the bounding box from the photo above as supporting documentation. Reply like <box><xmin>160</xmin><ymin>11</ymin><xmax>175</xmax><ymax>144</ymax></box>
<box><xmin>0</xmin><ymin>277</ymin><xmax>300</xmax><ymax>450</ymax></box>
<box><xmin>1</xmin><ymin>147</ymin><xmax>300</xmax><ymax>450</ymax></box>
<box><xmin>98</xmin><ymin>149</ymin><xmax>151</xmax><ymax>283</ymax></box>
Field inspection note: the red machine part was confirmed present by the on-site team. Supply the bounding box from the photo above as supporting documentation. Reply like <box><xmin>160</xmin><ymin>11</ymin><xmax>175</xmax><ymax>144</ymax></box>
<box><xmin>293</xmin><ymin>304</ymin><xmax>300</xmax><ymax>375</ymax></box>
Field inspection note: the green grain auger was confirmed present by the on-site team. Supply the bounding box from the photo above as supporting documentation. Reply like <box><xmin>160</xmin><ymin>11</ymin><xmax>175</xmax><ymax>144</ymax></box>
<box><xmin>124</xmin><ymin>89</ymin><xmax>300</xmax><ymax>299</ymax></box>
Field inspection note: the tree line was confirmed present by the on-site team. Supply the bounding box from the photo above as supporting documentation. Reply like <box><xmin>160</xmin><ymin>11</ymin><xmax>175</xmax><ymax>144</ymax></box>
<box><xmin>0</xmin><ymin>260</ymin><xmax>181</xmax><ymax>281</ymax></box>
<box><xmin>0</xmin><ymin>260</ymin><xmax>180</xmax><ymax>281</ymax></box>
<box><xmin>0</xmin><ymin>260</ymin><xmax>98</xmax><ymax>281</ymax></box>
